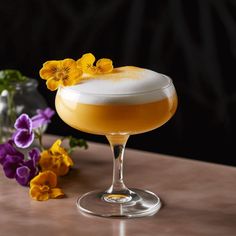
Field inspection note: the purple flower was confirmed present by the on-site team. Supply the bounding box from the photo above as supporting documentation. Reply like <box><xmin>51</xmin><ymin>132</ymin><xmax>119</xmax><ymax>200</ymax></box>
<box><xmin>2</xmin><ymin>148</ymin><xmax>40</xmax><ymax>186</ymax></box>
<box><xmin>16</xmin><ymin>148</ymin><xmax>40</xmax><ymax>186</ymax></box>
<box><xmin>0</xmin><ymin>140</ymin><xmax>24</xmax><ymax>165</ymax></box>
<box><xmin>28</xmin><ymin>148</ymin><xmax>40</xmax><ymax>166</ymax></box>
<box><xmin>3</xmin><ymin>155</ymin><xmax>24</xmax><ymax>178</ymax></box>
<box><xmin>31</xmin><ymin>107</ymin><xmax>55</xmax><ymax>129</ymax></box>
<box><xmin>13</xmin><ymin>114</ymin><xmax>34</xmax><ymax>148</ymax></box>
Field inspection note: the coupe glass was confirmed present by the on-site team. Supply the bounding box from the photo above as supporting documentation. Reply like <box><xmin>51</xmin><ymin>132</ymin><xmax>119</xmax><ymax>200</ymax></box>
<box><xmin>55</xmin><ymin>75</ymin><xmax>177</xmax><ymax>218</ymax></box>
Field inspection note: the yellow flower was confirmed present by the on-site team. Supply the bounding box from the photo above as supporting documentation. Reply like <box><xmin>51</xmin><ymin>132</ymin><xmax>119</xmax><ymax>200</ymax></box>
<box><xmin>77</xmin><ymin>53</ymin><xmax>97</xmax><ymax>74</ymax></box>
<box><xmin>77</xmin><ymin>53</ymin><xmax>113</xmax><ymax>74</ymax></box>
<box><xmin>39</xmin><ymin>139</ymin><xmax>73</xmax><ymax>176</ymax></box>
<box><xmin>96</xmin><ymin>58</ymin><xmax>114</xmax><ymax>74</ymax></box>
<box><xmin>39</xmin><ymin>58</ymin><xmax>83</xmax><ymax>91</ymax></box>
<box><xmin>29</xmin><ymin>171</ymin><xmax>64</xmax><ymax>201</ymax></box>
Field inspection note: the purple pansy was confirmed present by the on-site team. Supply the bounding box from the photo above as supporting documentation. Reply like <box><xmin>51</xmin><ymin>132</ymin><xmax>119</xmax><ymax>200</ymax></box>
<box><xmin>3</xmin><ymin>155</ymin><xmax>24</xmax><ymax>178</ymax></box>
<box><xmin>2</xmin><ymin>147</ymin><xmax>40</xmax><ymax>186</ymax></box>
<box><xmin>0</xmin><ymin>140</ymin><xmax>24</xmax><ymax>165</ymax></box>
<box><xmin>13</xmin><ymin>114</ymin><xmax>34</xmax><ymax>148</ymax></box>
<box><xmin>15</xmin><ymin>148</ymin><xmax>40</xmax><ymax>186</ymax></box>
<box><xmin>0</xmin><ymin>108</ymin><xmax>55</xmax><ymax>186</ymax></box>
<box><xmin>31</xmin><ymin>108</ymin><xmax>55</xmax><ymax>129</ymax></box>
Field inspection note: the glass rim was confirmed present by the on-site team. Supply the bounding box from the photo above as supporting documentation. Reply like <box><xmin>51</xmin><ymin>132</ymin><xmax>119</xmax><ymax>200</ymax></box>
<box><xmin>59</xmin><ymin>75</ymin><xmax>174</xmax><ymax>97</ymax></box>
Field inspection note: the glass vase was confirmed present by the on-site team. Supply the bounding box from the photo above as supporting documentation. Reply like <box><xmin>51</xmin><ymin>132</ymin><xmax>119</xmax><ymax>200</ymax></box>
<box><xmin>0</xmin><ymin>78</ymin><xmax>47</xmax><ymax>143</ymax></box>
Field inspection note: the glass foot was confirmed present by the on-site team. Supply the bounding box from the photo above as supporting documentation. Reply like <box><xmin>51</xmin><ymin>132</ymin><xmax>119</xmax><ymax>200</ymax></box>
<box><xmin>77</xmin><ymin>188</ymin><xmax>161</xmax><ymax>218</ymax></box>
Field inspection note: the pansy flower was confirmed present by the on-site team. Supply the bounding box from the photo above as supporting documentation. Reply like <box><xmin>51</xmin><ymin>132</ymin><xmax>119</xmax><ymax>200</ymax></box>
<box><xmin>13</xmin><ymin>114</ymin><xmax>34</xmax><ymax>148</ymax></box>
<box><xmin>39</xmin><ymin>139</ymin><xmax>73</xmax><ymax>176</ymax></box>
<box><xmin>31</xmin><ymin>107</ymin><xmax>55</xmax><ymax>129</ymax></box>
<box><xmin>39</xmin><ymin>59</ymin><xmax>83</xmax><ymax>91</ymax></box>
<box><xmin>77</xmin><ymin>53</ymin><xmax>113</xmax><ymax>74</ymax></box>
<box><xmin>2</xmin><ymin>147</ymin><xmax>40</xmax><ymax>186</ymax></box>
<box><xmin>30</xmin><ymin>171</ymin><xmax>64</xmax><ymax>201</ymax></box>
<box><xmin>0</xmin><ymin>140</ymin><xmax>24</xmax><ymax>165</ymax></box>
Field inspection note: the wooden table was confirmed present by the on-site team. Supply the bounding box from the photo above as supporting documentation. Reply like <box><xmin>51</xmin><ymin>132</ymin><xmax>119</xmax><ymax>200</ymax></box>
<box><xmin>0</xmin><ymin>134</ymin><xmax>236</xmax><ymax>236</ymax></box>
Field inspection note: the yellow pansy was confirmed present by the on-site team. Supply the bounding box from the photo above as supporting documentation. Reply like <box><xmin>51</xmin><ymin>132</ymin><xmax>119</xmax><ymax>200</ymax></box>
<box><xmin>77</xmin><ymin>53</ymin><xmax>113</xmax><ymax>74</ymax></box>
<box><xmin>39</xmin><ymin>139</ymin><xmax>74</xmax><ymax>176</ymax></box>
<box><xmin>77</xmin><ymin>53</ymin><xmax>97</xmax><ymax>74</ymax></box>
<box><xmin>29</xmin><ymin>171</ymin><xmax>64</xmax><ymax>201</ymax></box>
<box><xmin>39</xmin><ymin>58</ymin><xmax>82</xmax><ymax>91</ymax></box>
<box><xmin>96</xmin><ymin>58</ymin><xmax>113</xmax><ymax>74</ymax></box>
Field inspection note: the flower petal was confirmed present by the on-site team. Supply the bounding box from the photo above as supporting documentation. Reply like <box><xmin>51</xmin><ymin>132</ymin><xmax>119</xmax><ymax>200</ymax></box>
<box><xmin>64</xmin><ymin>155</ymin><xmax>74</xmax><ymax>167</ymax></box>
<box><xmin>28</xmin><ymin>148</ymin><xmax>40</xmax><ymax>165</ymax></box>
<box><xmin>32</xmin><ymin>107</ymin><xmax>55</xmax><ymax>128</ymax></box>
<box><xmin>3</xmin><ymin>159</ymin><xmax>20</xmax><ymax>178</ymax></box>
<box><xmin>80</xmin><ymin>53</ymin><xmax>95</xmax><ymax>65</ymax></box>
<box><xmin>56</xmin><ymin>163</ymin><xmax>70</xmax><ymax>176</ymax></box>
<box><xmin>0</xmin><ymin>143</ymin><xmax>8</xmax><ymax>164</ymax></box>
<box><xmin>43</xmin><ymin>108</ymin><xmax>55</xmax><ymax>119</ymax></box>
<box><xmin>38</xmin><ymin>150</ymin><xmax>53</xmax><ymax>170</ymax></box>
<box><xmin>7</xmin><ymin>141</ymin><xmax>24</xmax><ymax>159</ymax></box>
<box><xmin>96</xmin><ymin>58</ymin><xmax>113</xmax><ymax>73</ymax></box>
<box><xmin>50</xmin><ymin>188</ymin><xmax>64</xmax><ymax>199</ymax></box>
<box><xmin>14</xmin><ymin>114</ymin><xmax>32</xmax><ymax>132</ymax></box>
<box><xmin>29</xmin><ymin>185</ymin><xmax>50</xmax><ymax>201</ymax></box>
<box><xmin>39</xmin><ymin>139</ymin><xmax>73</xmax><ymax>176</ymax></box>
<box><xmin>0</xmin><ymin>140</ymin><xmax>22</xmax><ymax>165</ymax></box>
<box><xmin>14</xmin><ymin>130</ymin><xmax>34</xmax><ymax>148</ymax></box>
<box><xmin>16</xmin><ymin>166</ymin><xmax>30</xmax><ymax>178</ymax></box>
<box><xmin>31</xmin><ymin>115</ymin><xmax>45</xmax><ymax>129</ymax></box>
<box><xmin>51</xmin><ymin>139</ymin><xmax>68</xmax><ymax>156</ymax></box>
<box><xmin>62</xmin><ymin>77</ymin><xmax>77</xmax><ymax>87</ymax></box>
<box><xmin>23</xmin><ymin>159</ymin><xmax>39</xmax><ymax>182</ymax></box>
<box><xmin>62</xmin><ymin>68</ymin><xmax>83</xmax><ymax>87</ymax></box>
<box><xmin>15</xmin><ymin>166</ymin><xmax>31</xmax><ymax>186</ymax></box>
<box><xmin>78</xmin><ymin>53</ymin><xmax>96</xmax><ymax>74</ymax></box>
<box><xmin>76</xmin><ymin>58</ymin><xmax>82</xmax><ymax>69</ymax></box>
<box><xmin>39</xmin><ymin>61</ymin><xmax>59</xmax><ymax>80</ymax></box>
<box><xmin>5</xmin><ymin>154</ymin><xmax>23</xmax><ymax>163</ymax></box>
<box><xmin>50</xmin><ymin>139</ymin><xmax>62</xmax><ymax>154</ymax></box>
<box><xmin>61</xmin><ymin>58</ymin><xmax>76</xmax><ymax>69</ymax></box>
<box><xmin>46</xmin><ymin>77</ymin><xmax>61</xmax><ymax>91</ymax></box>
<box><xmin>63</xmin><ymin>78</ymin><xmax>82</xmax><ymax>87</ymax></box>
<box><xmin>30</xmin><ymin>171</ymin><xmax>57</xmax><ymax>188</ymax></box>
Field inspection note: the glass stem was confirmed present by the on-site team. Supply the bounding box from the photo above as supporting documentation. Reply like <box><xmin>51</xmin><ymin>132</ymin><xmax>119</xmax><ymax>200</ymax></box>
<box><xmin>106</xmin><ymin>135</ymin><xmax>129</xmax><ymax>194</ymax></box>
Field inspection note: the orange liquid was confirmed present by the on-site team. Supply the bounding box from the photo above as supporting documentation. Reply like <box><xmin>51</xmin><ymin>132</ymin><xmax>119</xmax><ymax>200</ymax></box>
<box><xmin>55</xmin><ymin>94</ymin><xmax>177</xmax><ymax>135</ymax></box>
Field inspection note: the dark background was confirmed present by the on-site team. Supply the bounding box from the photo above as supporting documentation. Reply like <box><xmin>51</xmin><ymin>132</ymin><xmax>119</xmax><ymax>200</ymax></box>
<box><xmin>0</xmin><ymin>0</ymin><xmax>235</xmax><ymax>165</ymax></box>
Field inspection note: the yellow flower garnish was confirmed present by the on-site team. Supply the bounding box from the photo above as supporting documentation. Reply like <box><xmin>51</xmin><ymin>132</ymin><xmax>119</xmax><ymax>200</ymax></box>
<box><xmin>77</xmin><ymin>53</ymin><xmax>113</xmax><ymax>74</ymax></box>
<box><xmin>77</xmin><ymin>53</ymin><xmax>97</xmax><ymax>74</ymax></box>
<box><xmin>39</xmin><ymin>58</ymin><xmax>82</xmax><ymax>91</ymax></box>
<box><xmin>39</xmin><ymin>53</ymin><xmax>113</xmax><ymax>91</ymax></box>
<box><xmin>96</xmin><ymin>58</ymin><xmax>113</xmax><ymax>74</ymax></box>
<box><xmin>29</xmin><ymin>171</ymin><xmax>64</xmax><ymax>201</ymax></box>
<box><xmin>39</xmin><ymin>139</ymin><xmax>73</xmax><ymax>176</ymax></box>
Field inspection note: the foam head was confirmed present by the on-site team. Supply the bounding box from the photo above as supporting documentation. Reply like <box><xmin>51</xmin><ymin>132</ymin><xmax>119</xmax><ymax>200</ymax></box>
<box><xmin>58</xmin><ymin>66</ymin><xmax>175</xmax><ymax>104</ymax></box>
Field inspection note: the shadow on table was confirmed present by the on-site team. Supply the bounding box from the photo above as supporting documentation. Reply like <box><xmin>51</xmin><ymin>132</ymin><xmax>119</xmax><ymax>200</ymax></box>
<box><xmin>58</xmin><ymin>156</ymin><xmax>112</xmax><ymax>195</ymax></box>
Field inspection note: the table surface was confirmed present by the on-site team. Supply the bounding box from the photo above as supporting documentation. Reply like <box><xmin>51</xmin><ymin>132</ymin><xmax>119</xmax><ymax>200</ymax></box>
<box><xmin>0</xmin><ymin>134</ymin><xmax>236</xmax><ymax>236</ymax></box>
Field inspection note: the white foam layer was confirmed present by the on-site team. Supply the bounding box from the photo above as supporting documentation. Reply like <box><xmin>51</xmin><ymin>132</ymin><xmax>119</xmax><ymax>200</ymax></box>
<box><xmin>58</xmin><ymin>66</ymin><xmax>175</xmax><ymax>104</ymax></box>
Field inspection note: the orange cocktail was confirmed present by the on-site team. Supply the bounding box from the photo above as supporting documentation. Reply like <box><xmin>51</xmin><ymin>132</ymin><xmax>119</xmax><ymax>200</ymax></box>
<box><xmin>55</xmin><ymin>66</ymin><xmax>178</xmax><ymax>217</ymax></box>
<box><xmin>56</xmin><ymin>92</ymin><xmax>177</xmax><ymax>135</ymax></box>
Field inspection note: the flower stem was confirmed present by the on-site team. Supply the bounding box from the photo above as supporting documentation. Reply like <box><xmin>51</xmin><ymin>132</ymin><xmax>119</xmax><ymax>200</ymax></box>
<box><xmin>7</xmin><ymin>89</ymin><xmax>16</xmax><ymax>125</ymax></box>
<box><xmin>34</xmin><ymin>128</ymin><xmax>44</xmax><ymax>151</ymax></box>
<box><xmin>38</xmin><ymin>133</ymin><xmax>44</xmax><ymax>151</ymax></box>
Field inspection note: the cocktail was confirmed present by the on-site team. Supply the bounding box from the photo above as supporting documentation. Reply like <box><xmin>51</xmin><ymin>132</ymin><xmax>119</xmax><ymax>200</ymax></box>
<box><xmin>40</xmin><ymin>54</ymin><xmax>177</xmax><ymax>217</ymax></box>
<box><xmin>55</xmin><ymin>66</ymin><xmax>177</xmax><ymax>217</ymax></box>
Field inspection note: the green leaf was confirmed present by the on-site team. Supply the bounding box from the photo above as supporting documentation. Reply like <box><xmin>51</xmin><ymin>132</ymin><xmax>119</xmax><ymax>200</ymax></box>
<box><xmin>68</xmin><ymin>136</ymin><xmax>88</xmax><ymax>150</ymax></box>
<box><xmin>0</xmin><ymin>69</ymin><xmax>28</xmax><ymax>86</ymax></box>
